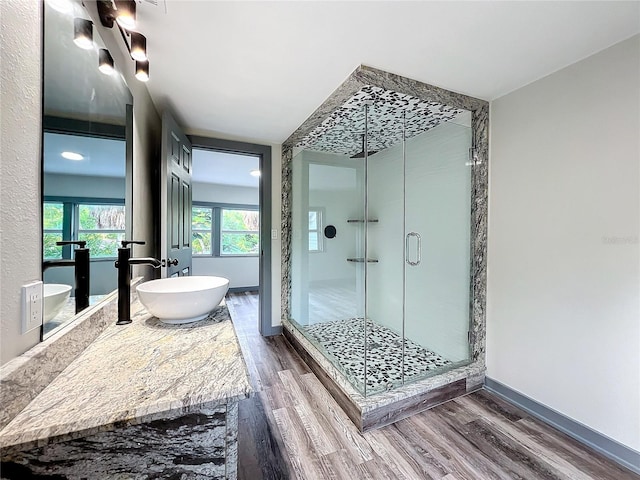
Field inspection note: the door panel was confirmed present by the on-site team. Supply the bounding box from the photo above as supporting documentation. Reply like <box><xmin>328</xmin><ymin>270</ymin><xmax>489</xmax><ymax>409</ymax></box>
<box><xmin>170</xmin><ymin>174</ymin><xmax>180</xmax><ymax>249</ymax></box>
<box><xmin>182</xmin><ymin>181</ymin><xmax>191</xmax><ymax>248</ymax></box>
<box><xmin>161</xmin><ymin>111</ymin><xmax>193</xmax><ymax>277</ymax></box>
<box><xmin>404</xmin><ymin>120</ymin><xmax>473</xmax><ymax>371</ymax></box>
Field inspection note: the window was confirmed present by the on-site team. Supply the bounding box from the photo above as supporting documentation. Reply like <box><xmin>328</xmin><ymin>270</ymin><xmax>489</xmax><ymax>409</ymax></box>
<box><xmin>309</xmin><ymin>208</ymin><xmax>324</xmax><ymax>252</ymax></box>
<box><xmin>43</xmin><ymin>199</ymin><xmax>125</xmax><ymax>259</ymax></box>
<box><xmin>221</xmin><ymin>208</ymin><xmax>259</xmax><ymax>256</ymax></box>
<box><xmin>78</xmin><ymin>204</ymin><xmax>126</xmax><ymax>258</ymax></box>
<box><xmin>192</xmin><ymin>204</ymin><xmax>259</xmax><ymax>257</ymax></box>
<box><xmin>192</xmin><ymin>206</ymin><xmax>213</xmax><ymax>255</ymax></box>
<box><xmin>43</xmin><ymin>202</ymin><xmax>64</xmax><ymax>259</ymax></box>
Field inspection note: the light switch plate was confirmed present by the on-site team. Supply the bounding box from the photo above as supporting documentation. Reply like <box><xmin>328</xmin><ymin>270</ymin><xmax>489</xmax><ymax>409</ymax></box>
<box><xmin>22</xmin><ymin>281</ymin><xmax>43</xmax><ymax>334</ymax></box>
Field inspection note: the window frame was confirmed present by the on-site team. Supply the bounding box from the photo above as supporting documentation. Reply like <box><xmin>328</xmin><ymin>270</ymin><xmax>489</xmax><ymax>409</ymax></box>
<box><xmin>308</xmin><ymin>207</ymin><xmax>325</xmax><ymax>253</ymax></box>
<box><xmin>43</xmin><ymin>196</ymin><xmax>126</xmax><ymax>260</ymax></box>
<box><xmin>192</xmin><ymin>202</ymin><xmax>260</xmax><ymax>258</ymax></box>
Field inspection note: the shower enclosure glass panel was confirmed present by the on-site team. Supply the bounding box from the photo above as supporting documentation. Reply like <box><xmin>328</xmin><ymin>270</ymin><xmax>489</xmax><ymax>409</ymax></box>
<box><xmin>403</xmin><ymin>113</ymin><xmax>473</xmax><ymax>385</ymax></box>
<box><xmin>364</xmin><ymin>104</ymin><xmax>406</xmax><ymax>393</ymax></box>
<box><xmin>290</xmin><ymin>145</ymin><xmax>366</xmax><ymax>390</ymax></box>
<box><xmin>289</xmin><ymin>91</ymin><xmax>473</xmax><ymax>396</ymax></box>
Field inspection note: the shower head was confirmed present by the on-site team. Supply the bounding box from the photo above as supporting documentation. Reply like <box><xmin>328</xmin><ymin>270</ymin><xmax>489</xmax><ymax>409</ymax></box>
<box><xmin>350</xmin><ymin>134</ymin><xmax>378</xmax><ymax>158</ymax></box>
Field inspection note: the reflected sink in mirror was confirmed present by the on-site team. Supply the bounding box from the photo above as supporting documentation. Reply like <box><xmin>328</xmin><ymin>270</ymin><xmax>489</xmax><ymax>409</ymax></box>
<box><xmin>137</xmin><ymin>276</ymin><xmax>230</xmax><ymax>325</ymax></box>
<box><xmin>43</xmin><ymin>284</ymin><xmax>72</xmax><ymax>323</ymax></box>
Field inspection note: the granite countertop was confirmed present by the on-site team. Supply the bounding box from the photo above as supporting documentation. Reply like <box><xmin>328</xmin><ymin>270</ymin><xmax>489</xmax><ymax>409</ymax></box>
<box><xmin>0</xmin><ymin>300</ymin><xmax>252</xmax><ymax>451</ymax></box>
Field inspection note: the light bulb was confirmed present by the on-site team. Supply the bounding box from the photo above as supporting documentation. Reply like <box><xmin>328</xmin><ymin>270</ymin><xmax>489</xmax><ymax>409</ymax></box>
<box><xmin>135</xmin><ymin>60</ymin><xmax>149</xmax><ymax>82</ymax></box>
<box><xmin>73</xmin><ymin>18</ymin><xmax>93</xmax><ymax>50</ymax></box>
<box><xmin>115</xmin><ymin>0</ymin><xmax>136</xmax><ymax>30</ymax></box>
<box><xmin>130</xmin><ymin>32</ymin><xmax>147</xmax><ymax>61</ymax></box>
<box><xmin>99</xmin><ymin>49</ymin><xmax>115</xmax><ymax>75</ymax></box>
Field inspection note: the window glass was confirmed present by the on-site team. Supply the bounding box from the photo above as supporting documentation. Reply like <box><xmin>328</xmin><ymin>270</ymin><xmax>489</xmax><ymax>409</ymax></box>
<box><xmin>78</xmin><ymin>204</ymin><xmax>126</xmax><ymax>230</ymax></box>
<box><xmin>43</xmin><ymin>202</ymin><xmax>64</xmax><ymax>259</ymax></box>
<box><xmin>78</xmin><ymin>204</ymin><xmax>126</xmax><ymax>257</ymax></box>
<box><xmin>192</xmin><ymin>206</ymin><xmax>213</xmax><ymax>255</ymax></box>
<box><xmin>308</xmin><ymin>208</ymin><xmax>322</xmax><ymax>252</ymax></box>
<box><xmin>221</xmin><ymin>209</ymin><xmax>259</xmax><ymax>256</ymax></box>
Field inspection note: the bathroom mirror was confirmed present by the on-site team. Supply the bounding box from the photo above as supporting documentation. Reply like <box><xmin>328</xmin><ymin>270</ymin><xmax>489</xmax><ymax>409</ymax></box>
<box><xmin>42</xmin><ymin>0</ymin><xmax>133</xmax><ymax>337</ymax></box>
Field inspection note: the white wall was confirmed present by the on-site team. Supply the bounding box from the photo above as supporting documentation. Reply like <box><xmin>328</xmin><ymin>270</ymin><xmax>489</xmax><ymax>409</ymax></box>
<box><xmin>193</xmin><ymin>182</ymin><xmax>258</xmax><ymax>205</ymax></box>
<box><xmin>192</xmin><ymin>181</ymin><xmax>259</xmax><ymax>288</ymax></box>
<box><xmin>488</xmin><ymin>35</ymin><xmax>640</xmax><ymax>451</ymax></box>
<box><xmin>0</xmin><ymin>0</ymin><xmax>43</xmax><ymax>364</ymax></box>
<box><xmin>44</xmin><ymin>174</ymin><xmax>125</xmax><ymax>199</ymax></box>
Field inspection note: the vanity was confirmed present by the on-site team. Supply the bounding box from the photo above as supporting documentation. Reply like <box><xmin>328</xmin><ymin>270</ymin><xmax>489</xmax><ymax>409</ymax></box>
<box><xmin>0</xmin><ymin>297</ymin><xmax>251</xmax><ymax>479</ymax></box>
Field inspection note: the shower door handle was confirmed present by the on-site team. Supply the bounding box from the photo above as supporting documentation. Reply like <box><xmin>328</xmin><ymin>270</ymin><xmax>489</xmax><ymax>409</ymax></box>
<box><xmin>405</xmin><ymin>232</ymin><xmax>421</xmax><ymax>266</ymax></box>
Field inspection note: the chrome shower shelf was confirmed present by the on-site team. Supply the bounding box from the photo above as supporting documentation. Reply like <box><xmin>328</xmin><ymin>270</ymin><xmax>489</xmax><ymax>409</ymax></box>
<box><xmin>346</xmin><ymin>258</ymin><xmax>379</xmax><ymax>263</ymax></box>
<box><xmin>347</xmin><ymin>219</ymin><xmax>379</xmax><ymax>223</ymax></box>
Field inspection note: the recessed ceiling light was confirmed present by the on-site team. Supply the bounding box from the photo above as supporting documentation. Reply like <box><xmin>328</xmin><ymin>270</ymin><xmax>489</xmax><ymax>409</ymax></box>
<box><xmin>61</xmin><ymin>151</ymin><xmax>84</xmax><ymax>161</ymax></box>
<box><xmin>250</xmin><ymin>169</ymin><xmax>261</xmax><ymax>177</ymax></box>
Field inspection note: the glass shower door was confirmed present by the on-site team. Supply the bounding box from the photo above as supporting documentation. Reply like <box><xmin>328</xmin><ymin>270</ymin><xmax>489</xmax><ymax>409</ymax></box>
<box><xmin>403</xmin><ymin>112</ymin><xmax>474</xmax><ymax>382</ymax></box>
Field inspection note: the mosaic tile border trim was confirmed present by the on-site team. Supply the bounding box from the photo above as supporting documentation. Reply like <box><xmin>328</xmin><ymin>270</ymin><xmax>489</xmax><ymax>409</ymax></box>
<box><xmin>281</xmin><ymin>64</ymin><xmax>489</xmax><ymax>392</ymax></box>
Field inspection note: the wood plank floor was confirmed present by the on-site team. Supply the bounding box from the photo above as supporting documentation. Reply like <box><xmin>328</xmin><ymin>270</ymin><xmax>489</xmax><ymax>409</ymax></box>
<box><xmin>226</xmin><ymin>292</ymin><xmax>638</xmax><ymax>480</ymax></box>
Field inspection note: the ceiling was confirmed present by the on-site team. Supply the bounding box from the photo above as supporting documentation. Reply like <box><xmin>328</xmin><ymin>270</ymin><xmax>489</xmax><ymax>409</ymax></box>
<box><xmin>44</xmin><ymin>132</ymin><xmax>126</xmax><ymax>177</ymax></box>
<box><xmin>137</xmin><ymin>1</ymin><xmax>639</xmax><ymax>144</ymax></box>
<box><xmin>192</xmin><ymin>149</ymin><xmax>259</xmax><ymax>187</ymax></box>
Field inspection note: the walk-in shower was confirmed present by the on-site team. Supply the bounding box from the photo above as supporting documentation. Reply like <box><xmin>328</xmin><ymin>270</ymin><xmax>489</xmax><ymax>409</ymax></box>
<box><xmin>282</xmin><ymin>66</ymin><xmax>488</xmax><ymax>431</ymax></box>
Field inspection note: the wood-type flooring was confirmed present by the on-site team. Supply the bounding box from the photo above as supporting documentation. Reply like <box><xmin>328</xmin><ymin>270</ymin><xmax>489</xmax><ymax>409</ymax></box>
<box><xmin>227</xmin><ymin>292</ymin><xmax>638</xmax><ymax>480</ymax></box>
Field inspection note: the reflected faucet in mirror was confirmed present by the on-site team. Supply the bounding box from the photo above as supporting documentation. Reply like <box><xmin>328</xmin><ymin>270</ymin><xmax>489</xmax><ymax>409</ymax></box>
<box><xmin>43</xmin><ymin>240</ymin><xmax>90</xmax><ymax>314</ymax></box>
<box><xmin>115</xmin><ymin>241</ymin><xmax>165</xmax><ymax>325</ymax></box>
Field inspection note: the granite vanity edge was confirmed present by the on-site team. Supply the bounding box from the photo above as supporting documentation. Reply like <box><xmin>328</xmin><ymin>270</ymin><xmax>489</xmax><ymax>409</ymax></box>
<box><xmin>0</xmin><ymin>394</ymin><xmax>249</xmax><ymax>455</ymax></box>
<box><xmin>0</xmin><ymin>300</ymin><xmax>253</xmax><ymax>453</ymax></box>
<box><xmin>0</xmin><ymin>278</ymin><xmax>143</xmax><ymax>431</ymax></box>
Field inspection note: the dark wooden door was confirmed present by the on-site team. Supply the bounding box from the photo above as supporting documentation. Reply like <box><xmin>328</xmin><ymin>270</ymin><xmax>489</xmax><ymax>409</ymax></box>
<box><xmin>161</xmin><ymin>111</ymin><xmax>192</xmax><ymax>277</ymax></box>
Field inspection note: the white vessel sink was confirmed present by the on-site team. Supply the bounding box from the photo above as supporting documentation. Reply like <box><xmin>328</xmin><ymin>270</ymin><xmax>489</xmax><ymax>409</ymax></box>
<box><xmin>136</xmin><ymin>276</ymin><xmax>229</xmax><ymax>324</ymax></box>
<box><xmin>44</xmin><ymin>283</ymin><xmax>72</xmax><ymax>323</ymax></box>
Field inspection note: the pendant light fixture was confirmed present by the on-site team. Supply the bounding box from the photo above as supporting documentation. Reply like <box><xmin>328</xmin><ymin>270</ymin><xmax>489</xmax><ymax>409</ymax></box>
<box><xmin>135</xmin><ymin>60</ymin><xmax>149</xmax><ymax>82</ymax></box>
<box><xmin>130</xmin><ymin>32</ymin><xmax>147</xmax><ymax>62</ymax></box>
<box><xmin>96</xmin><ymin>0</ymin><xmax>150</xmax><ymax>83</ymax></box>
<box><xmin>115</xmin><ymin>0</ymin><xmax>136</xmax><ymax>30</ymax></box>
<box><xmin>73</xmin><ymin>18</ymin><xmax>93</xmax><ymax>50</ymax></box>
<box><xmin>98</xmin><ymin>49</ymin><xmax>115</xmax><ymax>75</ymax></box>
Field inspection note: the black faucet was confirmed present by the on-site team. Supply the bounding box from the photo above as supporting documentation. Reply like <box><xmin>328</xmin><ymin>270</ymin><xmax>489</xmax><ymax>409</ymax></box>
<box><xmin>115</xmin><ymin>240</ymin><xmax>163</xmax><ymax>325</ymax></box>
<box><xmin>43</xmin><ymin>240</ymin><xmax>90</xmax><ymax>314</ymax></box>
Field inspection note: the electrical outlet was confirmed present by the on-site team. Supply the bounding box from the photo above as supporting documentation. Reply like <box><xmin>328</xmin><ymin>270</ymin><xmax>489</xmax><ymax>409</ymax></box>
<box><xmin>271</xmin><ymin>229</ymin><xmax>278</xmax><ymax>240</ymax></box>
<box><xmin>22</xmin><ymin>281</ymin><xmax>43</xmax><ymax>334</ymax></box>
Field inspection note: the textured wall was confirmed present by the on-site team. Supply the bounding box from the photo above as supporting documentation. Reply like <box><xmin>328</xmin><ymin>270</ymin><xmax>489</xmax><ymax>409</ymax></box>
<box><xmin>0</xmin><ymin>0</ymin><xmax>43</xmax><ymax>365</ymax></box>
<box><xmin>488</xmin><ymin>35</ymin><xmax>640</xmax><ymax>450</ymax></box>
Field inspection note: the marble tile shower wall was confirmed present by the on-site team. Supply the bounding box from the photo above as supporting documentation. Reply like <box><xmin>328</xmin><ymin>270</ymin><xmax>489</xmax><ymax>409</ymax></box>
<box><xmin>280</xmin><ymin>64</ymin><xmax>489</xmax><ymax>381</ymax></box>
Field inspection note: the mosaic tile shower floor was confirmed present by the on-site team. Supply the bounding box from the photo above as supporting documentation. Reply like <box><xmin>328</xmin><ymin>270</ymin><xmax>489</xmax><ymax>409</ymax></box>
<box><xmin>303</xmin><ymin>318</ymin><xmax>451</xmax><ymax>394</ymax></box>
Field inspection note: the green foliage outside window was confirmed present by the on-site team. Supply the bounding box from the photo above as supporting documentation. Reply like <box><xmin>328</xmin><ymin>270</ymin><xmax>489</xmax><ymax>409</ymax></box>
<box><xmin>43</xmin><ymin>203</ymin><xmax>63</xmax><ymax>259</ymax></box>
<box><xmin>221</xmin><ymin>209</ymin><xmax>259</xmax><ymax>255</ymax></box>
<box><xmin>42</xmin><ymin>202</ymin><xmax>125</xmax><ymax>259</ymax></box>
<box><xmin>192</xmin><ymin>206</ymin><xmax>259</xmax><ymax>256</ymax></box>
